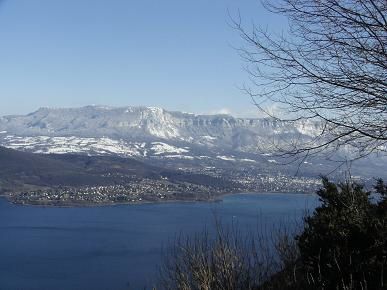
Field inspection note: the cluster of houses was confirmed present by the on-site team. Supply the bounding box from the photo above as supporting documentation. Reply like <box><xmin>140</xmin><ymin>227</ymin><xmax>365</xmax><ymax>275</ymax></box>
<box><xmin>12</xmin><ymin>178</ymin><xmax>219</xmax><ymax>205</ymax></box>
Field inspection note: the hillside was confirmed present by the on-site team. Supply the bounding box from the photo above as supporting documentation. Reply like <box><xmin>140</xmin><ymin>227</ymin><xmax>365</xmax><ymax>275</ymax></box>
<box><xmin>0</xmin><ymin>147</ymin><xmax>232</xmax><ymax>200</ymax></box>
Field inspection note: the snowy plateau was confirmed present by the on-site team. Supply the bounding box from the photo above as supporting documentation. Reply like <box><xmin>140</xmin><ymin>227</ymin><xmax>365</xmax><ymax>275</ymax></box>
<box><xmin>1</xmin><ymin>105</ymin><xmax>387</xmax><ymax>185</ymax></box>
<box><xmin>0</xmin><ymin>106</ymin><xmax>321</xmax><ymax>160</ymax></box>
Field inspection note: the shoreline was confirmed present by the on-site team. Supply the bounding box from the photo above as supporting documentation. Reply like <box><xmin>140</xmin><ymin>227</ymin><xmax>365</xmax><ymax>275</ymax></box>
<box><xmin>0</xmin><ymin>190</ymin><xmax>313</xmax><ymax>208</ymax></box>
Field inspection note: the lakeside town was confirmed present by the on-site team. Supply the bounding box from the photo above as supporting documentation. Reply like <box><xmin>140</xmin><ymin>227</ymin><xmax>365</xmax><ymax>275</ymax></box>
<box><xmin>10</xmin><ymin>173</ymin><xmax>322</xmax><ymax>206</ymax></box>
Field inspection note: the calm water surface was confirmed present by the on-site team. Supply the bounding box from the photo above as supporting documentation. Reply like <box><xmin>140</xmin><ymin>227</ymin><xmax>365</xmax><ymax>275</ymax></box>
<box><xmin>0</xmin><ymin>193</ymin><xmax>318</xmax><ymax>290</ymax></box>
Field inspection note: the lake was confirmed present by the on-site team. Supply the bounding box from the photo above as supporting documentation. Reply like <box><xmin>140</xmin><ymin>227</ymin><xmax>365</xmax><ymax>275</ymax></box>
<box><xmin>0</xmin><ymin>193</ymin><xmax>319</xmax><ymax>290</ymax></box>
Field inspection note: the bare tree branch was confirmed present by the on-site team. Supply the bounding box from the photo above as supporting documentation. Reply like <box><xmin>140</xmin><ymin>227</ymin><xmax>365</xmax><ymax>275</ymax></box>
<box><xmin>232</xmin><ymin>0</ymin><xmax>387</xmax><ymax>162</ymax></box>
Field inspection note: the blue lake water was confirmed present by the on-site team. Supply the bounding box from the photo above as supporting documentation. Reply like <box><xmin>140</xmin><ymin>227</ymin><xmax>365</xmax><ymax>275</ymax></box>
<box><xmin>0</xmin><ymin>193</ymin><xmax>319</xmax><ymax>290</ymax></box>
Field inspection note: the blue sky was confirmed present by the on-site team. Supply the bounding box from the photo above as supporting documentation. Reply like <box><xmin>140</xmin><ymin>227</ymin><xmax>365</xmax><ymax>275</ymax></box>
<box><xmin>0</xmin><ymin>0</ymin><xmax>286</xmax><ymax>116</ymax></box>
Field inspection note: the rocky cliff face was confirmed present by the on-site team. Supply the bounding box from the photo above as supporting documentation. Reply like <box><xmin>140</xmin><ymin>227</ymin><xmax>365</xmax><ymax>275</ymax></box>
<box><xmin>0</xmin><ymin>106</ymin><xmax>322</xmax><ymax>153</ymax></box>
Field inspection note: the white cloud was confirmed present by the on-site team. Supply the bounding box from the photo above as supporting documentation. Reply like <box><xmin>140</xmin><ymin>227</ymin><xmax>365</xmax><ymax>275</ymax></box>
<box><xmin>205</xmin><ymin>103</ymin><xmax>287</xmax><ymax>119</ymax></box>
<box><xmin>207</xmin><ymin>108</ymin><xmax>233</xmax><ymax>115</ymax></box>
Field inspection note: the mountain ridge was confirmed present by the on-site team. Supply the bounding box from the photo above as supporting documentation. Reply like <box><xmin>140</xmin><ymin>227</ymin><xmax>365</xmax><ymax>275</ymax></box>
<box><xmin>2</xmin><ymin>105</ymin><xmax>385</xmax><ymax>180</ymax></box>
<box><xmin>0</xmin><ymin>105</ymin><xmax>321</xmax><ymax>152</ymax></box>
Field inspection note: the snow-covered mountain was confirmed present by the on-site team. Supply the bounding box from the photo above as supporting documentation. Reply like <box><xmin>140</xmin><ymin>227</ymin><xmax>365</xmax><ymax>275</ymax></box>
<box><xmin>0</xmin><ymin>106</ymin><xmax>322</xmax><ymax>158</ymax></box>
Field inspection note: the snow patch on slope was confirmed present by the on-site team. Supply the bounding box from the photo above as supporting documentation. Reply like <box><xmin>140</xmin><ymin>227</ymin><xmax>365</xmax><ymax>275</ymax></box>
<box><xmin>217</xmin><ymin>155</ymin><xmax>236</xmax><ymax>161</ymax></box>
<box><xmin>3</xmin><ymin>135</ymin><xmax>142</xmax><ymax>157</ymax></box>
<box><xmin>151</xmin><ymin>142</ymin><xmax>189</xmax><ymax>155</ymax></box>
<box><xmin>240</xmin><ymin>158</ymin><xmax>256</xmax><ymax>163</ymax></box>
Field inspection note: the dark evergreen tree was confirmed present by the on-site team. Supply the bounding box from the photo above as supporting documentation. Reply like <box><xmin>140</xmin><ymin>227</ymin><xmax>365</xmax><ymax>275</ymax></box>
<box><xmin>297</xmin><ymin>178</ymin><xmax>387</xmax><ymax>289</ymax></box>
